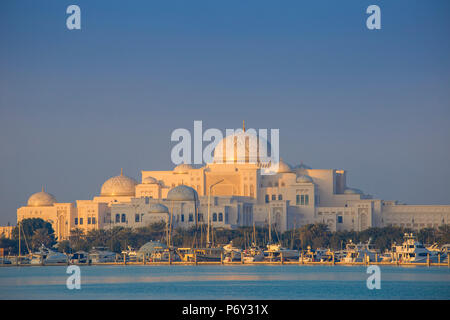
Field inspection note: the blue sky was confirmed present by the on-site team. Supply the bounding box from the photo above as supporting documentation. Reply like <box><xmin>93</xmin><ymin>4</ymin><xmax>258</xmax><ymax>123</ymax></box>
<box><xmin>0</xmin><ymin>1</ymin><xmax>449</xmax><ymax>224</ymax></box>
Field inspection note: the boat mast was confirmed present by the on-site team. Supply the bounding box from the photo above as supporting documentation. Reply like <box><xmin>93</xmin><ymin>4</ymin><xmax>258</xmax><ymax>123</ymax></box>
<box><xmin>18</xmin><ymin>221</ymin><xmax>21</xmax><ymax>258</ymax></box>
<box><xmin>253</xmin><ymin>221</ymin><xmax>256</xmax><ymax>246</ymax></box>
<box><xmin>268</xmin><ymin>207</ymin><xmax>272</xmax><ymax>244</ymax></box>
<box><xmin>207</xmin><ymin>179</ymin><xmax>224</xmax><ymax>247</ymax></box>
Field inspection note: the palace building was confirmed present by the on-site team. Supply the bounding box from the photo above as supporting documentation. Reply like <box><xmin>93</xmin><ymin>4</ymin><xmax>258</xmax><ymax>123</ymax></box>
<box><xmin>14</xmin><ymin>127</ymin><xmax>450</xmax><ymax>241</ymax></box>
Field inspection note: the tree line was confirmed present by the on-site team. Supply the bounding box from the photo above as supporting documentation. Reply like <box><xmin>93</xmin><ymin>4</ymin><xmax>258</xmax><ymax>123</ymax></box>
<box><xmin>1</xmin><ymin>218</ymin><xmax>449</xmax><ymax>255</ymax></box>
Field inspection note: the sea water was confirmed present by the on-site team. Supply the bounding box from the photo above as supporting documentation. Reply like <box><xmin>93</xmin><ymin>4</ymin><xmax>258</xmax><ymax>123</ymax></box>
<box><xmin>0</xmin><ymin>265</ymin><xmax>449</xmax><ymax>299</ymax></box>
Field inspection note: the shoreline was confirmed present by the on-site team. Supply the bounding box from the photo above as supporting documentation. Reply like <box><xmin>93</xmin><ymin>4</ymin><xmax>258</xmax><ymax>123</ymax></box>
<box><xmin>1</xmin><ymin>261</ymin><xmax>449</xmax><ymax>267</ymax></box>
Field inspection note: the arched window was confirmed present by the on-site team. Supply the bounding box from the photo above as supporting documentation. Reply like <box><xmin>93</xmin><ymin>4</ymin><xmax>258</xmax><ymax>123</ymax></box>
<box><xmin>213</xmin><ymin>213</ymin><xmax>217</xmax><ymax>222</ymax></box>
<box><xmin>278</xmin><ymin>194</ymin><xmax>282</xmax><ymax>200</ymax></box>
<box><xmin>219</xmin><ymin>213</ymin><xmax>223</xmax><ymax>221</ymax></box>
<box><xmin>115</xmin><ymin>214</ymin><xmax>120</xmax><ymax>223</ymax></box>
<box><xmin>121</xmin><ymin>214</ymin><xmax>126</xmax><ymax>223</ymax></box>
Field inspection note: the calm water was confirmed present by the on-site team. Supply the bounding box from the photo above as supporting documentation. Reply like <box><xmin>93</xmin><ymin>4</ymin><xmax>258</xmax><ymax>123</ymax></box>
<box><xmin>0</xmin><ymin>265</ymin><xmax>449</xmax><ymax>299</ymax></box>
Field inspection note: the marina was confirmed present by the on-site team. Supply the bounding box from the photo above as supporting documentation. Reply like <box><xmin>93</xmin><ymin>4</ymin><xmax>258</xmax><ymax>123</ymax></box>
<box><xmin>0</xmin><ymin>264</ymin><xmax>449</xmax><ymax>300</ymax></box>
<box><xmin>2</xmin><ymin>234</ymin><xmax>449</xmax><ymax>268</ymax></box>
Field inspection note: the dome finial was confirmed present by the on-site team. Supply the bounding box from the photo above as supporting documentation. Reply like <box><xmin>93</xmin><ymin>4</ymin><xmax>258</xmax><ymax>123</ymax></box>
<box><xmin>243</xmin><ymin>120</ymin><xmax>245</xmax><ymax>132</ymax></box>
<box><xmin>42</xmin><ymin>186</ymin><xmax>44</xmax><ymax>192</ymax></box>
<box><xmin>121</xmin><ymin>168</ymin><xmax>123</xmax><ymax>176</ymax></box>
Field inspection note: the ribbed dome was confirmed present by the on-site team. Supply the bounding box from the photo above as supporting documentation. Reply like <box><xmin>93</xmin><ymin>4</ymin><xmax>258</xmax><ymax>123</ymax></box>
<box><xmin>148</xmin><ymin>203</ymin><xmax>169</xmax><ymax>214</ymax></box>
<box><xmin>344</xmin><ymin>188</ymin><xmax>363</xmax><ymax>195</ymax></box>
<box><xmin>142</xmin><ymin>176</ymin><xmax>158</xmax><ymax>184</ymax></box>
<box><xmin>167</xmin><ymin>185</ymin><xmax>198</xmax><ymax>201</ymax></box>
<box><xmin>27</xmin><ymin>188</ymin><xmax>56</xmax><ymax>207</ymax></box>
<box><xmin>213</xmin><ymin>128</ymin><xmax>271</xmax><ymax>164</ymax></box>
<box><xmin>296</xmin><ymin>175</ymin><xmax>313</xmax><ymax>183</ymax></box>
<box><xmin>100</xmin><ymin>169</ymin><xmax>137</xmax><ymax>196</ymax></box>
<box><xmin>173</xmin><ymin>163</ymin><xmax>193</xmax><ymax>174</ymax></box>
<box><xmin>276</xmin><ymin>159</ymin><xmax>292</xmax><ymax>173</ymax></box>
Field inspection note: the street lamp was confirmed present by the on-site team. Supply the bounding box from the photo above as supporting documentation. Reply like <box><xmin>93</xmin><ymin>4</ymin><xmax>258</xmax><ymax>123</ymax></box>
<box><xmin>207</xmin><ymin>179</ymin><xmax>224</xmax><ymax>247</ymax></box>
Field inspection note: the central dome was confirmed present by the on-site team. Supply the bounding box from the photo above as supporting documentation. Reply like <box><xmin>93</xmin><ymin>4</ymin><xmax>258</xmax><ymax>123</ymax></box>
<box><xmin>100</xmin><ymin>169</ymin><xmax>137</xmax><ymax>197</ymax></box>
<box><xmin>213</xmin><ymin>129</ymin><xmax>271</xmax><ymax>164</ymax></box>
<box><xmin>27</xmin><ymin>188</ymin><xmax>57</xmax><ymax>207</ymax></box>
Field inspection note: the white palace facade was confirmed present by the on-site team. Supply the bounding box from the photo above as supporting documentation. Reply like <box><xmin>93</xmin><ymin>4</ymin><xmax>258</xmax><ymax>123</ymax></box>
<box><xmin>14</xmin><ymin>128</ymin><xmax>450</xmax><ymax>241</ymax></box>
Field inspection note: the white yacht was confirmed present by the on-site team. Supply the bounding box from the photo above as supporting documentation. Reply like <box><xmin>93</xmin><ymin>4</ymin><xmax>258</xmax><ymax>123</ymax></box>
<box><xmin>223</xmin><ymin>241</ymin><xmax>242</xmax><ymax>262</ymax></box>
<box><xmin>392</xmin><ymin>233</ymin><xmax>439</xmax><ymax>263</ymax></box>
<box><xmin>88</xmin><ymin>247</ymin><xmax>117</xmax><ymax>263</ymax></box>
<box><xmin>264</xmin><ymin>243</ymin><xmax>299</xmax><ymax>261</ymax></box>
<box><xmin>440</xmin><ymin>244</ymin><xmax>450</xmax><ymax>263</ymax></box>
<box><xmin>342</xmin><ymin>239</ymin><xmax>380</xmax><ymax>263</ymax></box>
<box><xmin>29</xmin><ymin>245</ymin><xmax>68</xmax><ymax>264</ymax></box>
<box><xmin>301</xmin><ymin>247</ymin><xmax>334</xmax><ymax>262</ymax></box>
<box><xmin>121</xmin><ymin>246</ymin><xmax>138</xmax><ymax>262</ymax></box>
<box><xmin>242</xmin><ymin>245</ymin><xmax>265</xmax><ymax>262</ymax></box>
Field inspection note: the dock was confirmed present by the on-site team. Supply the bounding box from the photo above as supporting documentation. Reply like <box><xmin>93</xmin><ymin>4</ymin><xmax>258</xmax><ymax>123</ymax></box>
<box><xmin>1</xmin><ymin>259</ymin><xmax>449</xmax><ymax>267</ymax></box>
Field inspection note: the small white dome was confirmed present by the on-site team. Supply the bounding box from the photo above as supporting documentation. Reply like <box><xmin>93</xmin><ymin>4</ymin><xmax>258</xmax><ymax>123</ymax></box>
<box><xmin>148</xmin><ymin>203</ymin><xmax>169</xmax><ymax>214</ymax></box>
<box><xmin>27</xmin><ymin>188</ymin><xmax>56</xmax><ymax>207</ymax></box>
<box><xmin>344</xmin><ymin>188</ymin><xmax>363</xmax><ymax>195</ymax></box>
<box><xmin>142</xmin><ymin>176</ymin><xmax>158</xmax><ymax>184</ymax></box>
<box><xmin>173</xmin><ymin>163</ymin><xmax>193</xmax><ymax>174</ymax></box>
<box><xmin>276</xmin><ymin>159</ymin><xmax>292</xmax><ymax>173</ymax></box>
<box><xmin>294</xmin><ymin>162</ymin><xmax>311</xmax><ymax>174</ymax></box>
<box><xmin>296</xmin><ymin>175</ymin><xmax>313</xmax><ymax>183</ymax></box>
<box><xmin>100</xmin><ymin>169</ymin><xmax>137</xmax><ymax>196</ymax></box>
<box><xmin>167</xmin><ymin>185</ymin><xmax>198</xmax><ymax>201</ymax></box>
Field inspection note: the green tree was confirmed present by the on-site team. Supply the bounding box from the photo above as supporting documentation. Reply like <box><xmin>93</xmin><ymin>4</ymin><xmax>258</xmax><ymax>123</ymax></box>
<box><xmin>12</xmin><ymin>218</ymin><xmax>56</xmax><ymax>248</ymax></box>
<box><xmin>31</xmin><ymin>228</ymin><xmax>55</xmax><ymax>250</ymax></box>
<box><xmin>57</xmin><ymin>240</ymin><xmax>72</xmax><ymax>253</ymax></box>
<box><xmin>69</xmin><ymin>228</ymin><xmax>90</xmax><ymax>252</ymax></box>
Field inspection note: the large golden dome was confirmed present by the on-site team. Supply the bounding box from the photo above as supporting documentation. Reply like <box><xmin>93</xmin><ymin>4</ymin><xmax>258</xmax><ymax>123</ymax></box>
<box><xmin>27</xmin><ymin>187</ymin><xmax>57</xmax><ymax>207</ymax></box>
<box><xmin>100</xmin><ymin>169</ymin><xmax>137</xmax><ymax>197</ymax></box>
<box><xmin>212</xmin><ymin>127</ymin><xmax>271</xmax><ymax>164</ymax></box>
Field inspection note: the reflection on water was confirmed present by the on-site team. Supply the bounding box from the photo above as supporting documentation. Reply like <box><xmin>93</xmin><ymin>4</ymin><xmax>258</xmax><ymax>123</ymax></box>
<box><xmin>1</xmin><ymin>265</ymin><xmax>449</xmax><ymax>300</ymax></box>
